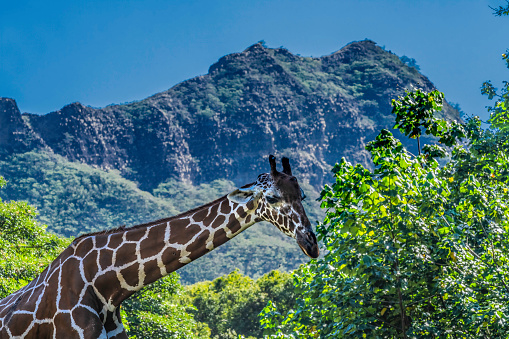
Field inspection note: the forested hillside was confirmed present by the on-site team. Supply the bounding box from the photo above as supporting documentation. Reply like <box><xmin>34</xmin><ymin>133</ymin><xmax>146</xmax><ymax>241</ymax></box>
<box><xmin>0</xmin><ymin>40</ymin><xmax>460</xmax><ymax>283</ymax></box>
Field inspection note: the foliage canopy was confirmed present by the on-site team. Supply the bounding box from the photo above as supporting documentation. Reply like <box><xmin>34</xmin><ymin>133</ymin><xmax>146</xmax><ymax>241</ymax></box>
<box><xmin>261</xmin><ymin>38</ymin><xmax>509</xmax><ymax>337</ymax></box>
<box><xmin>0</xmin><ymin>178</ymin><xmax>70</xmax><ymax>298</ymax></box>
<box><xmin>122</xmin><ymin>273</ymin><xmax>211</xmax><ymax>339</ymax></box>
<box><xmin>186</xmin><ymin>270</ymin><xmax>296</xmax><ymax>339</ymax></box>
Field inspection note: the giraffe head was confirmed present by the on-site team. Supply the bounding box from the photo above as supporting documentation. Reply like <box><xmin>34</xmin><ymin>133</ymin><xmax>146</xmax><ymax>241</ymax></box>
<box><xmin>227</xmin><ymin>155</ymin><xmax>319</xmax><ymax>258</ymax></box>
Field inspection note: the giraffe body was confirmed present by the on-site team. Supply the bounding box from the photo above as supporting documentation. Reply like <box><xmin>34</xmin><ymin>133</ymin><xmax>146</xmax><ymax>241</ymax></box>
<box><xmin>0</xmin><ymin>156</ymin><xmax>318</xmax><ymax>338</ymax></box>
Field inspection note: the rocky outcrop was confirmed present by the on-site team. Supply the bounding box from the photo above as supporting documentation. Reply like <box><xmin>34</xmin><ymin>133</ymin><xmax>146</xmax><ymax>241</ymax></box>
<box><xmin>0</xmin><ymin>98</ymin><xmax>46</xmax><ymax>153</ymax></box>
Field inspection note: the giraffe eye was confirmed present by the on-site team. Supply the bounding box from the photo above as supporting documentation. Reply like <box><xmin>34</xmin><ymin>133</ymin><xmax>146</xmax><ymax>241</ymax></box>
<box><xmin>266</xmin><ymin>196</ymin><xmax>280</xmax><ymax>204</ymax></box>
<box><xmin>301</xmin><ymin>188</ymin><xmax>307</xmax><ymax>201</ymax></box>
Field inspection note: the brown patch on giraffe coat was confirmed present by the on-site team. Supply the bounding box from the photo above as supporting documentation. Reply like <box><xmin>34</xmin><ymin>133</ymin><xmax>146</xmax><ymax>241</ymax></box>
<box><xmin>203</xmin><ymin>204</ymin><xmax>219</xmax><ymax>225</ymax></box>
<box><xmin>278</xmin><ymin>214</ymin><xmax>284</xmax><ymax>226</ymax></box>
<box><xmin>114</xmin><ymin>243</ymin><xmax>138</xmax><ymax>267</ymax></box>
<box><xmin>94</xmin><ymin>271</ymin><xmax>123</xmax><ymax>303</ymax></box>
<box><xmin>169</xmin><ymin>223</ymin><xmax>201</xmax><ymax>245</ymax></box>
<box><xmin>142</xmin><ymin>259</ymin><xmax>162</xmax><ymax>286</ymax></box>
<box><xmin>192</xmin><ymin>208</ymin><xmax>209</xmax><ymax>222</ymax></box>
<box><xmin>246</xmin><ymin>199</ymin><xmax>256</xmax><ymax>210</ymax></box>
<box><xmin>25</xmin><ymin>322</ymin><xmax>54</xmax><ymax>338</ymax></box>
<box><xmin>227</xmin><ymin>214</ymin><xmax>242</xmax><ymax>234</ymax></box>
<box><xmin>125</xmin><ymin>229</ymin><xmax>145</xmax><ymax>242</ymax></box>
<box><xmin>119</xmin><ymin>262</ymin><xmax>140</xmax><ymax>286</ymax></box>
<box><xmin>237</xmin><ymin>206</ymin><xmax>247</xmax><ymax>218</ymax></box>
<box><xmin>220</xmin><ymin>201</ymin><xmax>231</xmax><ymax>214</ymax></box>
<box><xmin>140</xmin><ymin>227</ymin><xmax>166</xmax><ymax>259</ymax></box>
<box><xmin>95</xmin><ymin>234</ymin><xmax>109</xmax><ymax>248</ymax></box>
<box><xmin>211</xmin><ymin>215</ymin><xmax>226</xmax><ymax>228</ymax></box>
<box><xmin>165</xmin><ymin>261</ymin><xmax>185</xmax><ymax>273</ymax></box>
<box><xmin>7</xmin><ymin>314</ymin><xmax>38</xmax><ymax>336</ymax></box>
<box><xmin>74</xmin><ymin>238</ymin><xmax>94</xmax><ymax>257</ymax></box>
<box><xmin>161</xmin><ymin>247</ymin><xmax>180</xmax><ymax>264</ymax></box>
<box><xmin>98</xmin><ymin>249</ymin><xmax>114</xmax><ymax>271</ymax></box>
<box><xmin>83</xmin><ymin>250</ymin><xmax>99</xmax><ymax>282</ymax></box>
<box><xmin>59</xmin><ymin>272</ymin><xmax>86</xmax><ymax>311</ymax></box>
<box><xmin>186</xmin><ymin>230</ymin><xmax>210</xmax><ymax>260</ymax></box>
<box><xmin>212</xmin><ymin>228</ymin><xmax>228</xmax><ymax>248</ymax></box>
<box><xmin>59</xmin><ymin>257</ymin><xmax>84</xmax><ymax>307</ymax></box>
<box><xmin>72</xmin><ymin>306</ymin><xmax>105</xmax><ymax>338</ymax></box>
<box><xmin>53</xmin><ymin>312</ymin><xmax>77</xmax><ymax>338</ymax></box>
<box><xmin>169</xmin><ymin>218</ymin><xmax>189</xmax><ymax>230</ymax></box>
<box><xmin>107</xmin><ymin>233</ymin><xmax>124</xmax><ymax>249</ymax></box>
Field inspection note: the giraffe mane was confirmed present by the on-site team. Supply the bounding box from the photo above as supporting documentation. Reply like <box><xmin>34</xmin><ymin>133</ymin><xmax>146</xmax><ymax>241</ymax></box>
<box><xmin>71</xmin><ymin>182</ymin><xmax>256</xmax><ymax>244</ymax></box>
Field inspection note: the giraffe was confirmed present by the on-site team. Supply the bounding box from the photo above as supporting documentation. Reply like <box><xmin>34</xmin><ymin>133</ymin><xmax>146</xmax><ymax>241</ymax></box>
<box><xmin>0</xmin><ymin>155</ymin><xmax>318</xmax><ymax>338</ymax></box>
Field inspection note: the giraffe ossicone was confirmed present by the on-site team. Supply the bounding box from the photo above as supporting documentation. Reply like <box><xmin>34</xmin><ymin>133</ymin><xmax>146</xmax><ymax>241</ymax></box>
<box><xmin>0</xmin><ymin>155</ymin><xmax>318</xmax><ymax>338</ymax></box>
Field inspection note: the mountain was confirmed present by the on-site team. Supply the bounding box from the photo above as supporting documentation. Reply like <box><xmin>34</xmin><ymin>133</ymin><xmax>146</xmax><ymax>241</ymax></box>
<box><xmin>0</xmin><ymin>40</ymin><xmax>460</xmax><ymax>283</ymax></box>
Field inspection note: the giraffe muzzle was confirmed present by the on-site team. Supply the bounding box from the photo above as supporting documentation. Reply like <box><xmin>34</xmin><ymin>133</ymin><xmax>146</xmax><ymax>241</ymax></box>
<box><xmin>296</xmin><ymin>229</ymin><xmax>319</xmax><ymax>259</ymax></box>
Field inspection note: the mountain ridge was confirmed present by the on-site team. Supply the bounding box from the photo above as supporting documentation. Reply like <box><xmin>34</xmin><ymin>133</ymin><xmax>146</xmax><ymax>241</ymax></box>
<box><xmin>0</xmin><ymin>40</ymin><xmax>459</xmax><ymax>191</ymax></box>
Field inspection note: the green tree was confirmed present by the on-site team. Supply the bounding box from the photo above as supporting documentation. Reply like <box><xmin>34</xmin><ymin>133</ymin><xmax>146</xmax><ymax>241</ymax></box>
<box><xmin>0</xmin><ymin>177</ymin><xmax>70</xmax><ymax>298</ymax></box>
<box><xmin>399</xmin><ymin>56</ymin><xmax>421</xmax><ymax>71</ymax></box>
<box><xmin>390</xmin><ymin>89</ymin><xmax>465</xmax><ymax>155</ymax></box>
<box><xmin>122</xmin><ymin>273</ymin><xmax>211</xmax><ymax>339</ymax></box>
<box><xmin>262</xmin><ymin>96</ymin><xmax>509</xmax><ymax>338</ymax></box>
<box><xmin>186</xmin><ymin>270</ymin><xmax>296</xmax><ymax>339</ymax></box>
<box><xmin>491</xmin><ymin>1</ymin><xmax>509</xmax><ymax>17</ymax></box>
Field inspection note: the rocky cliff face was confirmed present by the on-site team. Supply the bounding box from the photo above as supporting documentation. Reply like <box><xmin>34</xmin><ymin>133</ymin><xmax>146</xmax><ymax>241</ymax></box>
<box><xmin>1</xmin><ymin>40</ymin><xmax>460</xmax><ymax>191</ymax></box>
<box><xmin>0</xmin><ymin>98</ymin><xmax>46</xmax><ymax>153</ymax></box>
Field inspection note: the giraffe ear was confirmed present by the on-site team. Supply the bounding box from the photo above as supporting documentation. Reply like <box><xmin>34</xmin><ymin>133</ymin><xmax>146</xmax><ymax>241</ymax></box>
<box><xmin>282</xmin><ymin>157</ymin><xmax>292</xmax><ymax>176</ymax></box>
<box><xmin>227</xmin><ymin>187</ymin><xmax>261</xmax><ymax>204</ymax></box>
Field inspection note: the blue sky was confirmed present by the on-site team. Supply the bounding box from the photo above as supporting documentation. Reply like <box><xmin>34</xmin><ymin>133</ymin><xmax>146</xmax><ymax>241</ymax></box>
<box><xmin>1</xmin><ymin>0</ymin><xmax>507</xmax><ymax>121</ymax></box>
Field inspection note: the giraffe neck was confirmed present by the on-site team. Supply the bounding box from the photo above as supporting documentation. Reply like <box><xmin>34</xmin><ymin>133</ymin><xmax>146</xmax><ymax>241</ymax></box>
<box><xmin>72</xmin><ymin>194</ymin><xmax>258</xmax><ymax>308</ymax></box>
